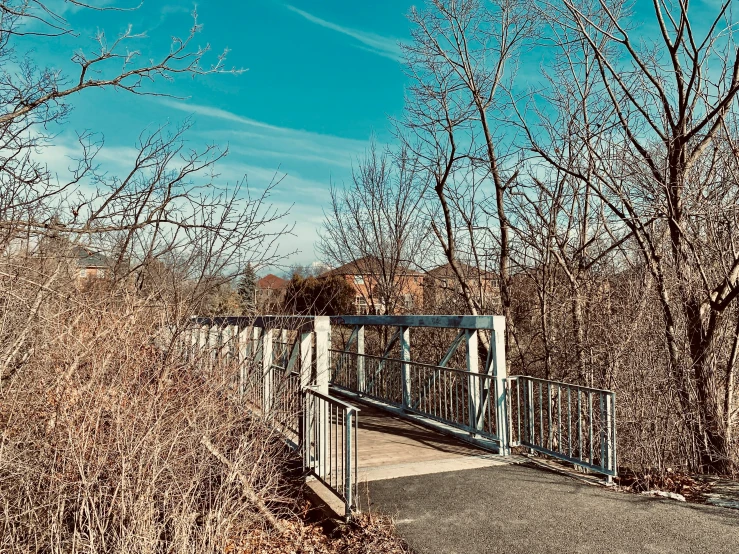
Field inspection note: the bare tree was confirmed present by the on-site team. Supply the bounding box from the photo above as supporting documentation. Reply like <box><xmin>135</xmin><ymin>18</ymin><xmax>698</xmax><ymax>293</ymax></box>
<box><xmin>318</xmin><ymin>141</ymin><xmax>430</xmax><ymax>314</ymax></box>
<box><xmin>399</xmin><ymin>0</ymin><xmax>537</xmax><ymax>354</ymax></box>
<box><xmin>531</xmin><ymin>0</ymin><xmax>739</xmax><ymax>472</ymax></box>
<box><xmin>0</xmin><ymin>4</ymin><xmax>302</xmax><ymax>550</ymax></box>
<box><xmin>509</xmin><ymin>26</ymin><xmax>634</xmax><ymax>384</ymax></box>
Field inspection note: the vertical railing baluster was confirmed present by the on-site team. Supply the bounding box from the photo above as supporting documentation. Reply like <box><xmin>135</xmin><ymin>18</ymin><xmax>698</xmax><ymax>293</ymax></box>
<box><xmin>610</xmin><ymin>392</ymin><xmax>617</xmax><ymax>483</ymax></box>
<box><xmin>528</xmin><ymin>379</ymin><xmax>535</xmax><ymax>449</ymax></box>
<box><xmin>539</xmin><ymin>381</ymin><xmax>544</xmax><ymax>447</ymax></box>
<box><xmin>466</xmin><ymin>329</ymin><xmax>480</xmax><ymax>434</ymax></box>
<box><xmin>588</xmin><ymin>391</ymin><xmax>594</xmax><ymax>466</ymax></box>
<box><xmin>557</xmin><ymin>385</ymin><xmax>562</xmax><ymax>454</ymax></box>
<box><xmin>344</xmin><ymin>408</ymin><xmax>353</xmax><ymax>516</ymax></box>
<box><xmin>400</xmin><ymin>326</ymin><xmax>411</xmax><ymax>410</ymax></box>
<box><xmin>357</xmin><ymin>326</ymin><xmax>365</xmax><ymax>393</ymax></box>
<box><xmin>488</xmin><ymin>380</ymin><xmax>493</xmax><ymax>434</ymax></box>
<box><xmin>547</xmin><ymin>382</ymin><xmax>552</xmax><ymax>450</ymax></box>
<box><xmin>577</xmin><ymin>388</ymin><xmax>582</xmax><ymax>462</ymax></box>
<box><xmin>567</xmin><ymin>386</ymin><xmax>572</xmax><ymax>458</ymax></box>
<box><xmin>600</xmin><ymin>392</ymin><xmax>606</xmax><ymax>472</ymax></box>
<box><xmin>354</xmin><ymin>407</ymin><xmax>359</xmax><ymax>512</ymax></box>
<box><xmin>444</xmin><ymin>371</ymin><xmax>449</xmax><ymax>421</ymax></box>
<box><xmin>516</xmin><ymin>379</ymin><xmax>521</xmax><ymax>444</ymax></box>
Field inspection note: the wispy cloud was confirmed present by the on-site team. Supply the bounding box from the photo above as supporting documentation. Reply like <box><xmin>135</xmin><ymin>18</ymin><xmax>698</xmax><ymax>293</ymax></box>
<box><xmin>285</xmin><ymin>4</ymin><xmax>403</xmax><ymax>62</ymax></box>
<box><xmin>160</xmin><ymin>99</ymin><xmax>284</xmax><ymax>131</ymax></box>
<box><xmin>157</xmin><ymin>99</ymin><xmax>373</xmax><ymax>264</ymax></box>
<box><xmin>160</xmin><ymin>99</ymin><xmax>367</xmax><ymax>168</ymax></box>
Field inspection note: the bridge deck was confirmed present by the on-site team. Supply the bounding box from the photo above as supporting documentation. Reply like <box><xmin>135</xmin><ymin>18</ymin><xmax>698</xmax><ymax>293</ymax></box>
<box><xmin>350</xmin><ymin>400</ymin><xmax>518</xmax><ymax>483</ymax></box>
<box><xmin>306</xmin><ymin>395</ymin><xmax>518</xmax><ymax>516</ymax></box>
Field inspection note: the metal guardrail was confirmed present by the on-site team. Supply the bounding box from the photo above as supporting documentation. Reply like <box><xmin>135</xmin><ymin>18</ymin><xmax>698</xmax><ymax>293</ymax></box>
<box><xmin>332</xmin><ymin>349</ymin><xmax>403</xmax><ymax>406</ymax></box>
<box><xmin>182</xmin><ymin>317</ymin><xmax>617</xmax><ymax>496</ymax></box>
<box><xmin>303</xmin><ymin>387</ymin><xmax>359</xmax><ymax>516</ymax></box>
<box><xmin>409</xmin><ymin>358</ymin><xmax>501</xmax><ymax>441</ymax></box>
<box><xmin>182</xmin><ymin>318</ymin><xmax>361</xmax><ymax>517</ymax></box>
<box><xmin>507</xmin><ymin>376</ymin><xmax>617</xmax><ymax>480</ymax></box>
<box><xmin>331</xmin><ymin>349</ymin><xmax>504</xmax><ymax>445</ymax></box>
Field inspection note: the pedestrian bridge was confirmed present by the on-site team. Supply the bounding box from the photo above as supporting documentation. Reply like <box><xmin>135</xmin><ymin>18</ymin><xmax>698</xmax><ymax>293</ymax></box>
<box><xmin>183</xmin><ymin>315</ymin><xmax>617</xmax><ymax>518</ymax></box>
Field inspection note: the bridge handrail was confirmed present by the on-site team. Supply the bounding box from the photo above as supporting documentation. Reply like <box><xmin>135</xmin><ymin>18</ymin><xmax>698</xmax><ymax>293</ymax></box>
<box><xmin>329</xmin><ymin>314</ymin><xmax>504</xmax><ymax>329</ymax></box>
<box><xmin>330</xmin><ymin>348</ymin><xmax>495</xmax><ymax>379</ymax></box>
<box><xmin>303</xmin><ymin>387</ymin><xmax>359</xmax><ymax>516</ymax></box>
<box><xmin>507</xmin><ymin>375</ymin><xmax>615</xmax><ymax>395</ymax></box>
<box><xmin>507</xmin><ymin>375</ymin><xmax>617</xmax><ymax>480</ymax></box>
<box><xmin>304</xmin><ymin>385</ymin><xmax>361</xmax><ymax>413</ymax></box>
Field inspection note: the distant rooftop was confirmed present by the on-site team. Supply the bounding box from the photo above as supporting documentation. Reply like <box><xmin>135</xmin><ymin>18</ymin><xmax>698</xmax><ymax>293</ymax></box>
<box><xmin>257</xmin><ymin>274</ymin><xmax>288</xmax><ymax>290</ymax></box>
<box><xmin>321</xmin><ymin>255</ymin><xmax>421</xmax><ymax>277</ymax></box>
<box><xmin>72</xmin><ymin>246</ymin><xmax>109</xmax><ymax>268</ymax></box>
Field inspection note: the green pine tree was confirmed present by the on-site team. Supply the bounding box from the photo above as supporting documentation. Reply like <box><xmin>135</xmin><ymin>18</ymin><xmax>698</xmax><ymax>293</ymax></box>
<box><xmin>237</xmin><ymin>263</ymin><xmax>257</xmax><ymax>313</ymax></box>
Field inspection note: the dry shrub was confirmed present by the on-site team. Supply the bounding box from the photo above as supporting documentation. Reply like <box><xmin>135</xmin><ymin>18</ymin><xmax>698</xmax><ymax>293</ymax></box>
<box><xmin>0</xmin><ymin>257</ymin><xmax>413</xmax><ymax>553</ymax></box>
<box><xmin>615</xmin><ymin>468</ymin><xmax>713</xmax><ymax>502</ymax></box>
<box><xmin>0</xmin><ymin>274</ymin><xmax>297</xmax><ymax>552</ymax></box>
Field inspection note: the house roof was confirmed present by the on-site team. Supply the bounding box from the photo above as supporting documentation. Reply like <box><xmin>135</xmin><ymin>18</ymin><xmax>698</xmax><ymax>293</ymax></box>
<box><xmin>257</xmin><ymin>274</ymin><xmax>288</xmax><ymax>290</ymax></box>
<box><xmin>427</xmin><ymin>262</ymin><xmax>497</xmax><ymax>280</ymax></box>
<box><xmin>72</xmin><ymin>246</ymin><xmax>109</xmax><ymax>268</ymax></box>
<box><xmin>320</xmin><ymin>255</ymin><xmax>421</xmax><ymax>278</ymax></box>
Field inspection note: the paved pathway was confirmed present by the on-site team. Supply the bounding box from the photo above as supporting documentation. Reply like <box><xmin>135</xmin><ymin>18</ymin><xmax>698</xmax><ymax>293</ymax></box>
<box><xmin>363</xmin><ymin>463</ymin><xmax>739</xmax><ymax>554</ymax></box>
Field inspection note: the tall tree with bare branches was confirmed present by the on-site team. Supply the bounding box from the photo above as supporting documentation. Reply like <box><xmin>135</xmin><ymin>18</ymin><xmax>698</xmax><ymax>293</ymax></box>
<box><xmin>318</xmin><ymin>141</ymin><xmax>430</xmax><ymax>314</ymax></box>
<box><xmin>529</xmin><ymin>0</ymin><xmax>739</xmax><ymax>472</ymax></box>
<box><xmin>399</xmin><ymin>0</ymin><xmax>537</xmax><ymax>355</ymax></box>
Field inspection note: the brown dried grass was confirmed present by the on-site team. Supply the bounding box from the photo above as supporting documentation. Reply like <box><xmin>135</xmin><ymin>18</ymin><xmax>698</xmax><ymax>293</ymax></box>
<box><xmin>0</xmin><ymin>269</ymin><xmax>409</xmax><ymax>553</ymax></box>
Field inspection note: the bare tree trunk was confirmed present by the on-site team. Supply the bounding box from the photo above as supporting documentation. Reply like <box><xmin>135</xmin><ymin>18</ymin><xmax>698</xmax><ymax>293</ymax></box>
<box><xmin>725</xmin><ymin>312</ymin><xmax>739</xmax><ymax>451</ymax></box>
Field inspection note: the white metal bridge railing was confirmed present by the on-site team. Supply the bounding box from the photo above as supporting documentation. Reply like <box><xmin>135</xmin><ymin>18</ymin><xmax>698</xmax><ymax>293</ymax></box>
<box><xmin>303</xmin><ymin>388</ymin><xmax>359</xmax><ymax>515</ymax></box>
<box><xmin>331</xmin><ymin>350</ymin><xmax>503</xmax><ymax>441</ymax></box>
<box><xmin>183</xmin><ymin>316</ymin><xmax>360</xmax><ymax>517</ymax></box>
<box><xmin>508</xmin><ymin>376</ymin><xmax>617</xmax><ymax>481</ymax></box>
<box><xmin>179</xmin><ymin>314</ymin><xmax>618</xmax><ymax>498</ymax></box>
<box><xmin>328</xmin><ymin>314</ymin><xmax>510</xmax><ymax>453</ymax></box>
<box><xmin>327</xmin><ymin>314</ymin><xmax>617</xmax><ymax>482</ymax></box>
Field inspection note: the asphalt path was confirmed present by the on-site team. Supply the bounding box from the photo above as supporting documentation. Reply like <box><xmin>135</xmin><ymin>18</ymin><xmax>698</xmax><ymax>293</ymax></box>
<box><xmin>363</xmin><ymin>463</ymin><xmax>739</xmax><ymax>554</ymax></box>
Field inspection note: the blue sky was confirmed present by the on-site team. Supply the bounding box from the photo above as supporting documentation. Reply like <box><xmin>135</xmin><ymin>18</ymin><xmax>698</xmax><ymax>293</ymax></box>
<box><xmin>25</xmin><ymin>0</ymin><xmax>727</xmax><ymax>272</ymax></box>
<box><xmin>27</xmin><ymin>1</ymin><xmax>415</xmax><ymax>269</ymax></box>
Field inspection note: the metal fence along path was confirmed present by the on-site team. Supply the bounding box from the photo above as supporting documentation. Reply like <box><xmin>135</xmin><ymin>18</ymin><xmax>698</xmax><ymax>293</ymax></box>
<box><xmin>328</xmin><ymin>314</ymin><xmax>617</xmax><ymax>481</ymax></box>
<box><xmin>508</xmin><ymin>376</ymin><xmax>617</xmax><ymax>480</ymax></box>
<box><xmin>179</xmin><ymin>313</ymin><xmax>619</xmax><ymax>518</ymax></box>
<box><xmin>185</xmin><ymin>315</ymin><xmax>360</xmax><ymax>517</ymax></box>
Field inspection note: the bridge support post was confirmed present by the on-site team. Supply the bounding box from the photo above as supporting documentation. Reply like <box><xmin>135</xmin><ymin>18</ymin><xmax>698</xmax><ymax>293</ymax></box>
<box><xmin>356</xmin><ymin>325</ymin><xmax>366</xmax><ymax>393</ymax></box>
<box><xmin>189</xmin><ymin>324</ymin><xmax>198</xmax><ymax>363</ymax></box>
<box><xmin>220</xmin><ymin>325</ymin><xmax>233</xmax><ymax>371</ymax></box>
<box><xmin>208</xmin><ymin>324</ymin><xmax>219</xmax><ymax>372</ymax></box>
<box><xmin>314</xmin><ymin>316</ymin><xmax>330</xmax><ymax>395</ymax></box>
<box><xmin>237</xmin><ymin>324</ymin><xmax>250</xmax><ymax>399</ymax></box>
<box><xmin>280</xmin><ymin>328</ymin><xmax>288</xmax><ymax>368</ymax></box>
<box><xmin>602</xmin><ymin>393</ymin><xmax>615</xmax><ymax>484</ymax></box>
<box><xmin>299</xmin><ymin>330</ymin><xmax>313</xmax><ymax>467</ymax></box>
<box><xmin>526</xmin><ymin>380</ymin><xmax>535</xmax><ymax>453</ymax></box>
<box><xmin>198</xmin><ymin>325</ymin><xmax>207</xmax><ymax>370</ymax></box>
<box><xmin>314</xmin><ymin>317</ymin><xmax>331</xmax><ymax>476</ymax></box>
<box><xmin>299</xmin><ymin>331</ymin><xmax>313</xmax><ymax>389</ymax></box>
<box><xmin>400</xmin><ymin>326</ymin><xmax>411</xmax><ymax>409</ymax></box>
<box><xmin>467</xmin><ymin>329</ymin><xmax>480</xmax><ymax>435</ymax></box>
<box><xmin>251</xmin><ymin>326</ymin><xmax>261</xmax><ymax>363</ymax></box>
<box><xmin>261</xmin><ymin>328</ymin><xmax>273</xmax><ymax>416</ymax></box>
<box><xmin>492</xmin><ymin>316</ymin><xmax>511</xmax><ymax>456</ymax></box>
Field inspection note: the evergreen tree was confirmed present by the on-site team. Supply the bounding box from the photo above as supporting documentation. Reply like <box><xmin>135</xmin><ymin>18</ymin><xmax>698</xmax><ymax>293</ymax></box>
<box><xmin>237</xmin><ymin>263</ymin><xmax>258</xmax><ymax>313</ymax></box>
<box><xmin>283</xmin><ymin>274</ymin><xmax>355</xmax><ymax>315</ymax></box>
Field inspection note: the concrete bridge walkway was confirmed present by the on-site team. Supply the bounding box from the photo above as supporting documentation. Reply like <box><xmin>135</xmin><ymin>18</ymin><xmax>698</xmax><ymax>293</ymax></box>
<box><xmin>353</xmin><ymin>402</ymin><xmax>514</xmax><ymax>483</ymax></box>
